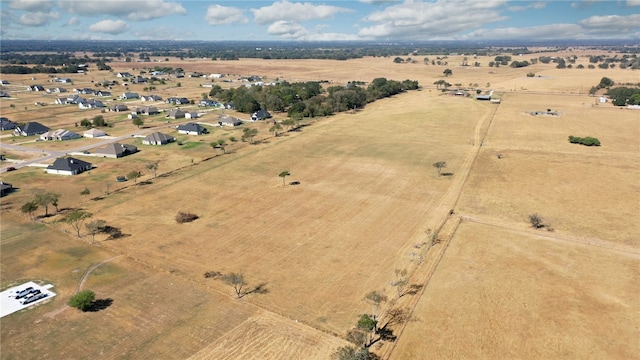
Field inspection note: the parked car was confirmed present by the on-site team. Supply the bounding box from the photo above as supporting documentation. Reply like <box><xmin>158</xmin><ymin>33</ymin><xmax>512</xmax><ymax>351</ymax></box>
<box><xmin>15</xmin><ymin>287</ymin><xmax>35</xmax><ymax>299</ymax></box>
<box><xmin>21</xmin><ymin>292</ymin><xmax>47</xmax><ymax>305</ymax></box>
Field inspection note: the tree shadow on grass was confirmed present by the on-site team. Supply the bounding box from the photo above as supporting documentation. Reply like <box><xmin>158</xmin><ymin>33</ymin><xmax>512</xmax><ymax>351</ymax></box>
<box><xmin>86</xmin><ymin>298</ymin><xmax>113</xmax><ymax>312</ymax></box>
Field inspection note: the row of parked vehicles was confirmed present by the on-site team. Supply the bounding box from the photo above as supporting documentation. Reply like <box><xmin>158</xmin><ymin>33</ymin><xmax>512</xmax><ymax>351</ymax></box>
<box><xmin>15</xmin><ymin>286</ymin><xmax>48</xmax><ymax>305</ymax></box>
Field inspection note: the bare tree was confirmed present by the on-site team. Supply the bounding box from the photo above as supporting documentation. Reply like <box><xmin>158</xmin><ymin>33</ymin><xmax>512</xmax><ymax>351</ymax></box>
<box><xmin>62</xmin><ymin>209</ymin><xmax>93</xmax><ymax>237</ymax></box>
<box><xmin>85</xmin><ymin>219</ymin><xmax>106</xmax><ymax>243</ymax></box>
<box><xmin>223</xmin><ymin>272</ymin><xmax>247</xmax><ymax>298</ymax></box>
<box><xmin>146</xmin><ymin>161</ymin><xmax>159</xmax><ymax>178</ymax></box>
<box><xmin>127</xmin><ymin>170</ymin><xmax>141</xmax><ymax>183</ymax></box>
<box><xmin>432</xmin><ymin>161</ymin><xmax>447</xmax><ymax>176</ymax></box>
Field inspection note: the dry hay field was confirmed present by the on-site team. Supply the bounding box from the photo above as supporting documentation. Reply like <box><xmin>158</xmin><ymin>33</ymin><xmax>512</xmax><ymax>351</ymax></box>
<box><xmin>1</xmin><ymin>53</ymin><xmax>639</xmax><ymax>359</ymax></box>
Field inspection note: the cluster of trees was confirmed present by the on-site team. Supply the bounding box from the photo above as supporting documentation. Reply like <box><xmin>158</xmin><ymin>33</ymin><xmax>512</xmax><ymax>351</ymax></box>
<box><xmin>568</xmin><ymin>136</ymin><xmax>601</xmax><ymax>146</ymax></box>
<box><xmin>606</xmin><ymin>87</ymin><xmax>640</xmax><ymax>106</ymax></box>
<box><xmin>79</xmin><ymin>115</ymin><xmax>108</xmax><ymax>128</ymax></box>
<box><xmin>208</xmin><ymin>78</ymin><xmax>419</xmax><ymax>119</ymax></box>
<box><xmin>20</xmin><ymin>191</ymin><xmax>61</xmax><ymax>219</ymax></box>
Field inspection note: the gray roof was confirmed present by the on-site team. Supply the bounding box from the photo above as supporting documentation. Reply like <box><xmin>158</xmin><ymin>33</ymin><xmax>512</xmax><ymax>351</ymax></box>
<box><xmin>144</xmin><ymin>132</ymin><xmax>175</xmax><ymax>144</ymax></box>
<box><xmin>47</xmin><ymin>157</ymin><xmax>92</xmax><ymax>172</ymax></box>
<box><xmin>177</xmin><ymin>123</ymin><xmax>206</xmax><ymax>133</ymax></box>
<box><xmin>95</xmin><ymin>143</ymin><xmax>138</xmax><ymax>157</ymax></box>
<box><xmin>20</xmin><ymin>122</ymin><xmax>50</xmax><ymax>135</ymax></box>
<box><xmin>0</xmin><ymin>117</ymin><xmax>16</xmax><ymax>130</ymax></box>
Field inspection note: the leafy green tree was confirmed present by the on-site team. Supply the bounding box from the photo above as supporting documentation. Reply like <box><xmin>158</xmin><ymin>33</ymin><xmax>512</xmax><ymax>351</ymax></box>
<box><xmin>433</xmin><ymin>161</ymin><xmax>447</xmax><ymax>176</ymax></box>
<box><xmin>332</xmin><ymin>346</ymin><xmax>377</xmax><ymax>360</ymax></box>
<box><xmin>443</xmin><ymin>68</ymin><xmax>453</xmax><ymax>76</ymax></box>
<box><xmin>35</xmin><ymin>191</ymin><xmax>60</xmax><ymax>216</ymax></box>
<box><xmin>68</xmin><ymin>290</ymin><xmax>95</xmax><ymax>311</ymax></box>
<box><xmin>80</xmin><ymin>118</ymin><xmax>92</xmax><ymax>128</ymax></box>
<box><xmin>85</xmin><ymin>219</ymin><xmax>106</xmax><ymax>243</ymax></box>
<box><xmin>279</xmin><ymin>170</ymin><xmax>290</xmax><ymax>186</ymax></box>
<box><xmin>92</xmin><ymin>115</ymin><xmax>107</xmax><ymax>127</ymax></box>
<box><xmin>241</xmin><ymin>128</ymin><xmax>258</xmax><ymax>144</ymax></box>
<box><xmin>62</xmin><ymin>209</ymin><xmax>93</xmax><ymax>237</ymax></box>
<box><xmin>598</xmin><ymin>77</ymin><xmax>614</xmax><ymax>89</ymax></box>
<box><xmin>132</xmin><ymin>117</ymin><xmax>144</xmax><ymax>129</ymax></box>
<box><xmin>217</xmin><ymin>139</ymin><xmax>227</xmax><ymax>154</ymax></box>
<box><xmin>21</xmin><ymin>201</ymin><xmax>39</xmax><ymax>220</ymax></box>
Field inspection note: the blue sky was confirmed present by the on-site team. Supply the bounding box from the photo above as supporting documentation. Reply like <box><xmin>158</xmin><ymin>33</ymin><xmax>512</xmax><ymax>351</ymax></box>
<box><xmin>1</xmin><ymin>0</ymin><xmax>639</xmax><ymax>41</ymax></box>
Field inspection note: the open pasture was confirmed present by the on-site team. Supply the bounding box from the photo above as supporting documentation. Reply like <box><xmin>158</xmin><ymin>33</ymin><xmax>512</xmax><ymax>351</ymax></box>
<box><xmin>2</xmin><ymin>53</ymin><xmax>638</xmax><ymax>359</ymax></box>
<box><xmin>390</xmin><ymin>221</ymin><xmax>639</xmax><ymax>359</ymax></box>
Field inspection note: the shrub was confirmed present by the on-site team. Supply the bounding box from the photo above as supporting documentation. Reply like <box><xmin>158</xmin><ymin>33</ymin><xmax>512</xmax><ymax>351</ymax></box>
<box><xmin>68</xmin><ymin>290</ymin><xmax>95</xmax><ymax>311</ymax></box>
<box><xmin>176</xmin><ymin>211</ymin><xmax>199</xmax><ymax>223</ymax></box>
<box><xmin>568</xmin><ymin>136</ymin><xmax>601</xmax><ymax>146</ymax></box>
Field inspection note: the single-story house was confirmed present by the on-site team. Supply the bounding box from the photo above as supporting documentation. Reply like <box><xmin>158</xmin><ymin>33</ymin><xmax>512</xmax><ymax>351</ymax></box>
<box><xmin>218</xmin><ymin>115</ymin><xmax>242</xmax><ymax>127</ymax></box>
<box><xmin>96</xmin><ymin>90</ymin><xmax>112</xmax><ymax>97</ymax></box>
<box><xmin>54</xmin><ymin>77</ymin><xmax>73</xmax><ymax>83</ymax></box>
<box><xmin>78</xmin><ymin>99</ymin><xmax>105</xmax><ymax>109</ymax></box>
<box><xmin>83</xmin><ymin>128</ymin><xmax>107</xmax><ymax>138</ymax></box>
<box><xmin>46</xmin><ymin>157</ymin><xmax>92</xmax><ymax>175</ymax></box>
<box><xmin>116</xmin><ymin>72</ymin><xmax>133</xmax><ymax>78</ymax></box>
<box><xmin>0</xmin><ymin>117</ymin><xmax>17</xmax><ymax>131</ymax></box>
<box><xmin>132</xmin><ymin>76</ymin><xmax>147</xmax><ymax>84</ymax></box>
<box><xmin>136</xmin><ymin>106</ymin><xmax>160</xmax><ymax>115</ymax></box>
<box><xmin>476</xmin><ymin>94</ymin><xmax>492</xmax><ymax>100</ymax></box>
<box><xmin>251</xmin><ymin>110</ymin><xmax>272</xmax><ymax>121</ymax></box>
<box><xmin>0</xmin><ymin>91</ymin><xmax>9</xmax><ymax>98</ymax></box>
<box><xmin>166</xmin><ymin>97</ymin><xmax>190</xmax><ymax>105</ymax></box>
<box><xmin>40</xmin><ymin>129</ymin><xmax>81</xmax><ymax>141</ymax></box>
<box><xmin>94</xmin><ymin>143</ymin><xmax>138</xmax><ymax>158</ymax></box>
<box><xmin>47</xmin><ymin>87</ymin><xmax>68</xmax><ymax>93</ymax></box>
<box><xmin>208</xmin><ymin>73</ymin><xmax>224</xmax><ymax>78</ymax></box>
<box><xmin>14</xmin><ymin>122</ymin><xmax>50</xmax><ymax>136</ymax></box>
<box><xmin>177</xmin><ymin>123</ymin><xmax>208</xmax><ymax>135</ymax></box>
<box><xmin>199</xmin><ymin>99</ymin><xmax>219</xmax><ymax>107</ymax></box>
<box><xmin>109</xmin><ymin>104</ymin><xmax>129</xmax><ymax>112</ymax></box>
<box><xmin>141</xmin><ymin>94</ymin><xmax>162</xmax><ymax>102</ymax></box>
<box><xmin>76</xmin><ymin>88</ymin><xmax>96</xmax><ymax>95</ymax></box>
<box><xmin>27</xmin><ymin>85</ymin><xmax>45</xmax><ymax>91</ymax></box>
<box><xmin>0</xmin><ymin>80</ymin><xmax>9</xmax><ymax>85</ymax></box>
<box><xmin>185</xmin><ymin>112</ymin><xmax>199</xmax><ymax>119</ymax></box>
<box><xmin>0</xmin><ymin>181</ymin><xmax>14</xmax><ymax>197</ymax></box>
<box><xmin>166</xmin><ymin>108</ymin><xmax>186</xmax><ymax>119</ymax></box>
<box><xmin>56</xmin><ymin>94</ymin><xmax>83</xmax><ymax>105</ymax></box>
<box><xmin>142</xmin><ymin>132</ymin><xmax>175</xmax><ymax>145</ymax></box>
<box><xmin>120</xmin><ymin>92</ymin><xmax>140</xmax><ymax>100</ymax></box>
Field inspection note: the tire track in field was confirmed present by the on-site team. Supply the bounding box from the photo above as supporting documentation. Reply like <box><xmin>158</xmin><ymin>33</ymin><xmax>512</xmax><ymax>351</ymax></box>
<box><xmin>43</xmin><ymin>255</ymin><xmax>121</xmax><ymax>319</ymax></box>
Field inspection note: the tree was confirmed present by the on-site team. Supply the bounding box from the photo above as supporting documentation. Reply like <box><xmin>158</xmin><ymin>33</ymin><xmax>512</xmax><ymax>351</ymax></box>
<box><xmin>21</xmin><ymin>201</ymin><xmax>39</xmax><ymax>220</ymax></box>
<box><xmin>35</xmin><ymin>191</ymin><xmax>60</xmax><ymax>217</ymax></box>
<box><xmin>80</xmin><ymin>187</ymin><xmax>91</xmax><ymax>199</ymax></box>
<box><xmin>62</xmin><ymin>209</ymin><xmax>93</xmax><ymax>237</ymax></box>
<box><xmin>127</xmin><ymin>170</ymin><xmax>141</xmax><ymax>183</ymax></box>
<box><xmin>80</xmin><ymin>118</ymin><xmax>92</xmax><ymax>128</ymax></box>
<box><xmin>217</xmin><ymin>139</ymin><xmax>227</xmax><ymax>154</ymax></box>
<box><xmin>364</xmin><ymin>290</ymin><xmax>387</xmax><ymax>319</ymax></box>
<box><xmin>332</xmin><ymin>346</ymin><xmax>377</xmax><ymax>360</ymax></box>
<box><xmin>241</xmin><ymin>127</ymin><xmax>258</xmax><ymax>144</ymax></box>
<box><xmin>528</xmin><ymin>213</ymin><xmax>545</xmax><ymax>229</ymax></box>
<box><xmin>279</xmin><ymin>170</ymin><xmax>290</xmax><ymax>186</ymax></box>
<box><xmin>598</xmin><ymin>77</ymin><xmax>614</xmax><ymax>89</ymax></box>
<box><xmin>443</xmin><ymin>68</ymin><xmax>452</xmax><ymax>77</ymax></box>
<box><xmin>92</xmin><ymin>115</ymin><xmax>107</xmax><ymax>127</ymax></box>
<box><xmin>68</xmin><ymin>290</ymin><xmax>95</xmax><ymax>311</ymax></box>
<box><xmin>146</xmin><ymin>161</ymin><xmax>159</xmax><ymax>178</ymax></box>
<box><xmin>132</xmin><ymin>117</ymin><xmax>144</xmax><ymax>129</ymax></box>
<box><xmin>85</xmin><ymin>219</ymin><xmax>106</xmax><ymax>243</ymax></box>
<box><xmin>391</xmin><ymin>269</ymin><xmax>409</xmax><ymax>298</ymax></box>
<box><xmin>223</xmin><ymin>272</ymin><xmax>247</xmax><ymax>298</ymax></box>
<box><xmin>433</xmin><ymin>161</ymin><xmax>447</xmax><ymax>176</ymax></box>
<box><xmin>269</xmin><ymin>123</ymin><xmax>282</xmax><ymax>137</ymax></box>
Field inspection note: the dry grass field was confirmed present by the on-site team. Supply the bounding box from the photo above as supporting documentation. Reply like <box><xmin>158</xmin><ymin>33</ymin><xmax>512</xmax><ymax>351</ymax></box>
<box><xmin>1</xmin><ymin>52</ymin><xmax>638</xmax><ymax>359</ymax></box>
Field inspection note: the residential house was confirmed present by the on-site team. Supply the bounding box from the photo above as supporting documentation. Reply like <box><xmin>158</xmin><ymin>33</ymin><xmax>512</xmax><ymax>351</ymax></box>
<box><xmin>208</xmin><ymin>73</ymin><xmax>224</xmax><ymax>78</ymax></box>
<box><xmin>166</xmin><ymin>108</ymin><xmax>186</xmax><ymax>119</ymax></box>
<box><xmin>78</xmin><ymin>99</ymin><xmax>105</xmax><ymax>109</ymax></box>
<box><xmin>54</xmin><ymin>77</ymin><xmax>73</xmax><ymax>83</ymax></box>
<box><xmin>96</xmin><ymin>90</ymin><xmax>112</xmax><ymax>97</ymax></box>
<box><xmin>27</xmin><ymin>85</ymin><xmax>45</xmax><ymax>91</ymax></box>
<box><xmin>199</xmin><ymin>99</ymin><xmax>219</xmax><ymax>107</ymax></box>
<box><xmin>476</xmin><ymin>94</ymin><xmax>492</xmax><ymax>101</ymax></box>
<box><xmin>218</xmin><ymin>115</ymin><xmax>242</xmax><ymax>127</ymax></box>
<box><xmin>47</xmin><ymin>87</ymin><xmax>68</xmax><ymax>93</ymax></box>
<box><xmin>109</xmin><ymin>104</ymin><xmax>129</xmax><ymax>112</ymax></box>
<box><xmin>142</xmin><ymin>132</ymin><xmax>175</xmax><ymax>145</ymax></box>
<box><xmin>136</xmin><ymin>106</ymin><xmax>160</xmax><ymax>115</ymax></box>
<box><xmin>77</xmin><ymin>88</ymin><xmax>96</xmax><ymax>95</ymax></box>
<box><xmin>132</xmin><ymin>76</ymin><xmax>147</xmax><ymax>84</ymax></box>
<box><xmin>0</xmin><ymin>80</ymin><xmax>9</xmax><ymax>85</ymax></box>
<box><xmin>56</xmin><ymin>94</ymin><xmax>83</xmax><ymax>105</ymax></box>
<box><xmin>141</xmin><ymin>94</ymin><xmax>162</xmax><ymax>102</ymax></box>
<box><xmin>251</xmin><ymin>110</ymin><xmax>272</xmax><ymax>121</ymax></box>
<box><xmin>0</xmin><ymin>91</ymin><xmax>9</xmax><ymax>98</ymax></box>
<box><xmin>14</xmin><ymin>122</ymin><xmax>50</xmax><ymax>136</ymax></box>
<box><xmin>94</xmin><ymin>143</ymin><xmax>138</xmax><ymax>158</ymax></box>
<box><xmin>46</xmin><ymin>157</ymin><xmax>92</xmax><ymax>175</ymax></box>
<box><xmin>166</xmin><ymin>97</ymin><xmax>190</xmax><ymax>105</ymax></box>
<box><xmin>40</xmin><ymin>129</ymin><xmax>81</xmax><ymax>141</ymax></box>
<box><xmin>0</xmin><ymin>181</ymin><xmax>14</xmax><ymax>197</ymax></box>
<box><xmin>185</xmin><ymin>112</ymin><xmax>199</xmax><ymax>119</ymax></box>
<box><xmin>116</xmin><ymin>72</ymin><xmax>133</xmax><ymax>78</ymax></box>
<box><xmin>83</xmin><ymin>128</ymin><xmax>107</xmax><ymax>138</ymax></box>
<box><xmin>177</xmin><ymin>123</ymin><xmax>208</xmax><ymax>135</ymax></box>
<box><xmin>0</xmin><ymin>117</ymin><xmax>17</xmax><ymax>131</ymax></box>
<box><xmin>120</xmin><ymin>92</ymin><xmax>140</xmax><ymax>100</ymax></box>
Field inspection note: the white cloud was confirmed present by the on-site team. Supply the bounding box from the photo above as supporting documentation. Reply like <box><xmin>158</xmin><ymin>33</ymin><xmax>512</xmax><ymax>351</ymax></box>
<box><xmin>267</xmin><ymin>20</ymin><xmax>361</xmax><ymax>41</ymax></box>
<box><xmin>627</xmin><ymin>0</ymin><xmax>640</xmax><ymax>6</ymax></box>
<box><xmin>19</xmin><ymin>11</ymin><xmax>59</xmax><ymax>26</ymax></box>
<box><xmin>64</xmin><ymin>16</ymin><xmax>78</xmax><ymax>26</ymax></box>
<box><xmin>252</xmin><ymin>0</ymin><xmax>352</xmax><ymax>25</ymax></box>
<box><xmin>132</xmin><ymin>27</ymin><xmax>193</xmax><ymax>40</ymax></box>
<box><xmin>509</xmin><ymin>1</ymin><xmax>546</xmax><ymax>11</ymax></box>
<box><xmin>580</xmin><ymin>14</ymin><xmax>640</xmax><ymax>33</ymax></box>
<box><xmin>89</xmin><ymin>19</ymin><xmax>129</xmax><ymax>34</ymax></box>
<box><xmin>59</xmin><ymin>0</ymin><xmax>186</xmax><ymax>21</ymax></box>
<box><xmin>464</xmin><ymin>23</ymin><xmax>583</xmax><ymax>40</ymax></box>
<box><xmin>359</xmin><ymin>0</ymin><xmax>398</xmax><ymax>4</ymax></box>
<box><xmin>204</xmin><ymin>5</ymin><xmax>248</xmax><ymax>25</ymax></box>
<box><xmin>359</xmin><ymin>0</ymin><xmax>508</xmax><ymax>39</ymax></box>
<box><xmin>8</xmin><ymin>0</ymin><xmax>53</xmax><ymax>12</ymax></box>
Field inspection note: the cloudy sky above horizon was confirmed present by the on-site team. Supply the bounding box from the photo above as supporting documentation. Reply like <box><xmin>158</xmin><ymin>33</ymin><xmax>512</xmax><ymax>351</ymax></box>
<box><xmin>1</xmin><ymin>0</ymin><xmax>638</xmax><ymax>42</ymax></box>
